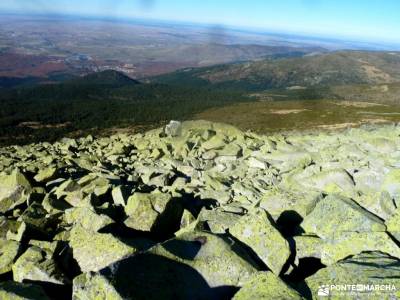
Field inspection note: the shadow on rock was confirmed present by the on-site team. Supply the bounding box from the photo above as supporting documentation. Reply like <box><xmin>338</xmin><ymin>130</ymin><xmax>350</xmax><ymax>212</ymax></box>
<box><xmin>161</xmin><ymin>239</ymin><xmax>202</xmax><ymax>260</ymax></box>
<box><xmin>276</xmin><ymin>210</ymin><xmax>305</xmax><ymax>237</ymax></box>
<box><xmin>283</xmin><ymin>257</ymin><xmax>326</xmax><ymax>300</ymax></box>
<box><xmin>24</xmin><ymin>280</ymin><xmax>72</xmax><ymax>300</ymax></box>
<box><xmin>99</xmin><ymin>253</ymin><xmax>238</xmax><ymax>300</ymax></box>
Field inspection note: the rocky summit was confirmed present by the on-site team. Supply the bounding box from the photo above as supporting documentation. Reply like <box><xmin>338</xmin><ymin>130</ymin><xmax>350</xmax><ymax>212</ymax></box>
<box><xmin>0</xmin><ymin>120</ymin><xmax>400</xmax><ymax>299</ymax></box>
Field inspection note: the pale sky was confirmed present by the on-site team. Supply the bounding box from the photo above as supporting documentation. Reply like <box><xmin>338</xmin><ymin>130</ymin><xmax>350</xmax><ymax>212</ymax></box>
<box><xmin>1</xmin><ymin>0</ymin><xmax>400</xmax><ymax>43</ymax></box>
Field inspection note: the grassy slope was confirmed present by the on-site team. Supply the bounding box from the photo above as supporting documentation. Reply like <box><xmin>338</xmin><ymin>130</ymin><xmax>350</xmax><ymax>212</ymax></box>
<box><xmin>194</xmin><ymin>99</ymin><xmax>400</xmax><ymax>133</ymax></box>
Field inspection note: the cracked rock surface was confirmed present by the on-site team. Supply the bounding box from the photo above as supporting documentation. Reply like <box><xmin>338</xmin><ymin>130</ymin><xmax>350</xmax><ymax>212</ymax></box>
<box><xmin>0</xmin><ymin>120</ymin><xmax>400</xmax><ymax>299</ymax></box>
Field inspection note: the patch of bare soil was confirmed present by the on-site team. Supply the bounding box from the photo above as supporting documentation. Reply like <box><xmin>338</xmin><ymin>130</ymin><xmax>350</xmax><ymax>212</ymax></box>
<box><xmin>269</xmin><ymin>109</ymin><xmax>309</xmax><ymax>115</ymax></box>
<box><xmin>316</xmin><ymin>119</ymin><xmax>391</xmax><ymax>131</ymax></box>
<box><xmin>316</xmin><ymin>123</ymin><xmax>359</xmax><ymax>130</ymax></box>
<box><xmin>361</xmin><ymin>64</ymin><xmax>393</xmax><ymax>82</ymax></box>
<box><xmin>361</xmin><ymin>118</ymin><xmax>391</xmax><ymax>124</ymax></box>
<box><xmin>18</xmin><ymin>122</ymin><xmax>71</xmax><ymax>129</ymax></box>
<box><xmin>331</xmin><ymin>101</ymin><xmax>387</xmax><ymax>108</ymax></box>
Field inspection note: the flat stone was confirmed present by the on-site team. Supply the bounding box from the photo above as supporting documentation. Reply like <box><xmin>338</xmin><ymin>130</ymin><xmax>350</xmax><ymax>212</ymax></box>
<box><xmin>306</xmin><ymin>252</ymin><xmax>400</xmax><ymax>299</ymax></box>
<box><xmin>0</xmin><ymin>169</ymin><xmax>31</xmax><ymax>213</ymax></box>
<box><xmin>293</xmin><ymin>235</ymin><xmax>322</xmax><ymax>265</ymax></box>
<box><xmin>73</xmin><ymin>272</ymin><xmax>122</xmax><ymax>300</ymax></box>
<box><xmin>12</xmin><ymin>246</ymin><xmax>68</xmax><ymax>285</ymax></box>
<box><xmin>69</xmin><ymin>225</ymin><xmax>137</xmax><ymax>272</ymax></box>
<box><xmin>302</xmin><ymin>194</ymin><xmax>386</xmax><ymax>239</ymax></box>
<box><xmin>74</xmin><ymin>231</ymin><xmax>259</xmax><ymax>300</ymax></box>
<box><xmin>229</xmin><ymin>209</ymin><xmax>290</xmax><ymax>274</ymax></box>
<box><xmin>124</xmin><ymin>192</ymin><xmax>183</xmax><ymax>235</ymax></box>
<box><xmin>34</xmin><ymin>167</ymin><xmax>57</xmax><ymax>182</ymax></box>
<box><xmin>321</xmin><ymin>232</ymin><xmax>400</xmax><ymax>265</ymax></box>
<box><xmin>64</xmin><ymin>207</ymin><xmax>114</xmax><ymax>232</ymax></box>
<box><xmin>233</xmin><ymin>272</ymin><xmax>304</xmax><ymax>300</ymax></box>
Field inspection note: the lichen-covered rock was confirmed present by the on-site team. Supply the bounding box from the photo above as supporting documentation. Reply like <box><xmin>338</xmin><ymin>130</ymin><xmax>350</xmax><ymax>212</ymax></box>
<box><xmin>64</xmin><ymin>207</ymin><xmax>114</xmax><ymax>232</ymax></box>
<box><xmin>386</xmin><ymin>208</ymin><xmax>400</xmax><ymax>242</ymax></box>
<box><xmin>2</xmin><ymin>121</ymin><xmax>400</xmax><ymax>298</ymax></box>
<box><xmin>260</xmin><ymin>188</ymin><xmax>322</xmax><ymax>221</ymax></box>
<box><xmin>165</xmin><ymin>120</ymin><xmax>182</xmax><ymax>137</ymax></box>
<box><xmin>18</xmin><ymin>202</ymin><xmax>51</xmax><ymax>232</ymax></box>
<box><xmin>33</xmin><ymin>167</ymin><xmax>57</xmax><ymax>182</ymax></box>
<box><xmin>124</xmin><ymin>191</ymin><xmax>183</xmax><ymax>235</ymax></box>
<box><xmin>0</xmin><ymin>169</ymin><xmax>31</xmax><ymax>213</ymax></box>
<box><xmin>0</xmin><ymin>281</ymin><xmax>50</xmax><ymax>300</ymax></box>
<box><xmin>28</xmin><ymin>240</ymin><xmax>59</xmax><ymax>257</ymax></box>
<box><xmin>69</xmin><ymin>225</ymin><xmax>137</xmax><ymax>272</ymax></box>
<box><xmin>301</xmin><ymin>168</ymin><xmax>355</xmax><ymax>193</ymax></box>
<box><xmin>232</xmin><ymin>272</ymin><xmax>304</xmax><ymax>300</ymax></box>
<box><xmin>72</xmin><ymin>272</ymin><xmax>122</xmax><ymax>300</ymax></box>
<box><xmin>0</xmin><ymin>217</ymin><xmax>17</xmax><ymax>239</ymax></box>
<box><xmin>364</xmin><ymin>137</ymin><xmax>397</xmax><ymax>153</ymax></box>
<box><xmin>12</xmin><ymin>246</ymin><xmax>68</xmax><ymax>285</ymax></box>
<box><xmin>6</xmin><ymin>221</ymin><xmax>27</xmax><ymax>242</ymax></box>
<box><xmin>321</xmin><ymin>232</ymin><xmax>400</xmax><ymax>265</ymax></box>
<box><xmin>111</xmin><ymin>185</ymin><xmax>130</xmax><ymax>206</ymax></box>
<box><xmin>306</xmin><ymin>252</ymin><xmax>400</xmax><ymax>299</ymax></box>
<box><xmin>382</xmin><ymin>169</ymin><xmax>400</xmax><ymax>204</ymax></box>
<box><xmin>353</xmin><ymin>169</ymin><xmax>385</xmax><ymax>194</ymax></box>
<box><xmin>197</xmin><ymin>208</ymin><xmax>241</xmax><ymax>234</ymax></box>
<box><xmin>150</xmin><ymin>231</ymin><xmax>259</xmax><ymax>287</ymax></box>
<box><xmin>201</xmin><ymin>135</ymin><xmax>226</xmax><ymax>151</ymax></box>
<box><xmin>353</xmin><ymin>191</ymin><xmax>395</xmax><ymax>220</ymax></box>
<box><xmin>246</xmin><ymin>157</ymin><xmax>267</xmax><ymax>170</ymax></box>
<box><xmin>302</xmin><ymin>194</ymin><xmax>386</xmax><ymax>239</ymax></box>
<box><xmin>293</xmin><ymin>235</ymin><xmax>322</xmax><ymax>264</ymax></box>
<box><xmin>229</xmin><ymin>209</ymin><xmax>290</xmax><ymax>274</ymax></box>
<box><xmin>0</xmin><ymin>239</ymin><xmax>20</xmax><ymax>274</ymax></box>
<box><xmin>74</xmin><ymin>231</ymin><xmax>259</xmax><ymax>300</ymax></box>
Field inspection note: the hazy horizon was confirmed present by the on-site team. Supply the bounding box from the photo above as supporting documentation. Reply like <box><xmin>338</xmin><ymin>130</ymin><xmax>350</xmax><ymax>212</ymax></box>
<box><xmin>1</xmin><ymin>0</ymin><xmax>399</xmax><ymax>45</ymax></box>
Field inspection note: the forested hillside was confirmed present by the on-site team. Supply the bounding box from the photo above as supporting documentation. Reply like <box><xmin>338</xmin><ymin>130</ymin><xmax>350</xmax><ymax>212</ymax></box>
<box><xmin>0</xmin><ymin>71</ymin><xmax>247</xmax><ymax>145</ymax></box>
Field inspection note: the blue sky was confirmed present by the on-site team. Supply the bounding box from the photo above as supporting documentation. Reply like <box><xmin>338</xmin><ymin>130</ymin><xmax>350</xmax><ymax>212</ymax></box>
<box><xmin>1</xmin><ymin>0</ymin><xmax>400</xmax><ymax>43</ymax></box>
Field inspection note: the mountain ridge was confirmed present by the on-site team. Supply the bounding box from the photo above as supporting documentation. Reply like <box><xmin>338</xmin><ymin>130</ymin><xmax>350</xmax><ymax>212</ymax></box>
<box><xmin>152</xmin><ymin>51</ymin><xmax>400</xmax><ymax>91</ymax></box>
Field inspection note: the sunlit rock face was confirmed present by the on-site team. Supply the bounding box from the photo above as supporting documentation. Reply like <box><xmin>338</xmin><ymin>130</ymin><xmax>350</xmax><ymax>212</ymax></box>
<box><xmin>0</xmin><ymin>120</ymin><xmax>400</xmax><ymax>299</ymax></box>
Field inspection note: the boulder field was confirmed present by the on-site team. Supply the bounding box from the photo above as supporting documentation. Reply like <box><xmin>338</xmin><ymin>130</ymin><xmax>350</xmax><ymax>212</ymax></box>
<box><xmin>0</xmin><ymin>120</ymin><xmax>399</xmax><ymax>299</ymax></box>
